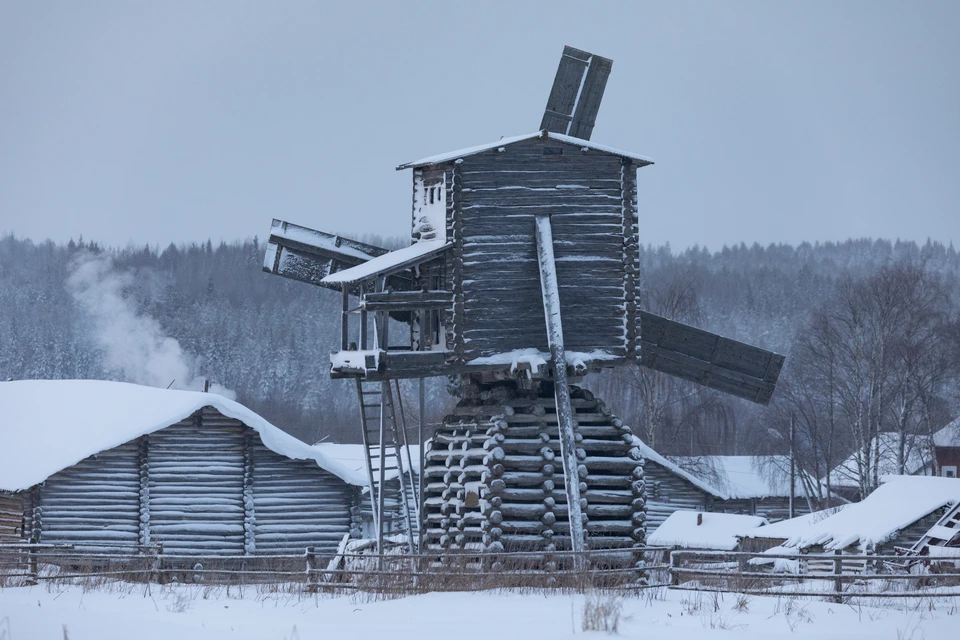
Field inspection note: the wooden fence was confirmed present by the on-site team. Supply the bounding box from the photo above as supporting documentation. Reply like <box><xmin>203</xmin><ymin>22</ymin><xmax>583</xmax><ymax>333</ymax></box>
<box><xmin>669</xmin><ymin>549</ymin><xmax>960</xmax><ymax>601</ymax></box>
<box><xmin>3</xmin><ymin>543</ymin><xmax>960</xmax><ymax>600</ymax></box>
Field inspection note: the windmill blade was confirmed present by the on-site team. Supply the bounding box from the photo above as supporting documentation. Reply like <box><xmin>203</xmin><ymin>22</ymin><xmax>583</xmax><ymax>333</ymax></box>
<box><xmin>263</xmin><ymin>219</ymin><xmax>412</xmax><ymax>292</ymax></box>
<box><xmin>638</xmin><ymin>311</ymin><xmax>785</xmax><ymax>405</ymax></box>
<box><xmin>540</xmin><ymin>46</ymin><xmax>613</xmax><ymax>141</ymax></box>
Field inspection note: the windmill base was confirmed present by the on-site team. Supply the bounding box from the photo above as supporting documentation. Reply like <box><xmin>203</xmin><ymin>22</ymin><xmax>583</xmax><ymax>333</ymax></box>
<box><xmin>422</xmin><ymin>381</ymin><xmax>647</xmax><ymax>568</ymax></box>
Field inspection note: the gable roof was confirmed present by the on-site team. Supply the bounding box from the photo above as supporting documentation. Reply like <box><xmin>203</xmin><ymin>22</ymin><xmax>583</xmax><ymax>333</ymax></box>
<box><xmin>0</xmin><ymin>379</ymin><xmax>372</xmax><ymax>491</ymax></box>
<box><xmin>632</xmin><ymin>437</ymin><xmax>725</xmax><ymax>498</ymax></box>
<box><xmin>674</xmin><ymin>455</ymin><xmax>806</xmax><ymax>500</ymax></box>
<box><xmin>933</xmin><ymin>417</ymin><xmax>960</xmax><ymax>448</ymax></box>
<box><xmin>742</xmin><ymin>475</ymin><xmax>960</xmax><ymax>551</ymax></box>
<box><xmin>824</xmin><ymin>433</ymin><xmax>934</xmax><ymax>489</ymax></box>
<box><xmin>396</xmin><ymin>131</ymin><xmax>654</xmax><ymax>170</ymax></box>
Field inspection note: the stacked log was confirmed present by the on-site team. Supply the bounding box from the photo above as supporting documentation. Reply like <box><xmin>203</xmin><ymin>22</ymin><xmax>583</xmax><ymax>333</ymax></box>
<box><xmin>422</xmin><ymin>383</ymin><xmax>646</xmax><ymax>568</ymax></box>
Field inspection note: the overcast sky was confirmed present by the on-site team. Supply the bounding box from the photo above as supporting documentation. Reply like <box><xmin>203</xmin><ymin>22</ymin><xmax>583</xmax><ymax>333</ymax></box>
<box><xmin>1</xmin><ymin>2</ymin><xmax>957</xmax><ymax>251</ymax></box>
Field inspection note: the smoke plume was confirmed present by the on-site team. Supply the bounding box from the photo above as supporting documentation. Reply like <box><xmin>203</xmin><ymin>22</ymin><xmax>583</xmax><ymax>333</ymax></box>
<box><xmin>67</xmin><ymin>251</ymin><xmax>235</xmax><ymax>398</ymax></box>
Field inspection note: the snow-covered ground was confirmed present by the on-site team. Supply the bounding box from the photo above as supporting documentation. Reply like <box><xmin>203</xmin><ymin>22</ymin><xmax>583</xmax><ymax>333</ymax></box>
<box><xmin>0</xmin><ymin>582</ymin><xmax>954</xmax><ymax>639</ymax></box>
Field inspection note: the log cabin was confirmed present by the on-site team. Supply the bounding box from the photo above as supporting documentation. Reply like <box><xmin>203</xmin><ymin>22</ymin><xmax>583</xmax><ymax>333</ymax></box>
<box><xmin>0</xmin><ymin>380</ymin><xmax>400</xmax><ymax>556</ymax></box>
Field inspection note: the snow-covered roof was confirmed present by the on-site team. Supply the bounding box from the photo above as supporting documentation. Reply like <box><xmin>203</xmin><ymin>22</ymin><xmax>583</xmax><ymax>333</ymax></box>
<box><xmin>396</xmin><ymin>131</ymin><xmax>654</xmax><ymax>170</ymax></box>
<box><xmin>0</xmin><ymin>380</ymin><xmax>372</xmax><ymax>491</ymax></box>
<box><xmin>312</xmin><ymin>443</ymin><xmax>421</xmax><ymax>477</ymax></box>
<box><xmin>824</xmin><ymin>433</ymin><xmax>934</xmax><ymax>489</ymax></box>
<box><xmin>648</xmin><ymin>510</ymin><xmax>767</xmax><ymax>550</ymax></box>
<box><xmin>674</xmin><ymin>455</ymin><xmax>803</xmax><ymax>499</ymax></box>
<box><xmin>933</xmin><ymin>418</ymin><xmax>960</xmax><ymax>448</ymax></box>
<box><xmin>321</xmin><ymin>240</ymin><xmax>450</xmax><ymax>285</ymax></box>
<box><xmin>742</xmin><ymin>475</ymin><xmax>960</xmax><ymax>551</ymax></box>
<box><xmin>632</xmin><ymin>437</ymin><xmax>725</xmax><ymax>498</ymax></box>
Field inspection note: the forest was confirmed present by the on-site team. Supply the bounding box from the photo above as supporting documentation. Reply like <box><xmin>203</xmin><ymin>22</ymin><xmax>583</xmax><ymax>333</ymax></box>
<box><xmin>2</xmin><ymin>232</ymin><xmax>959</xmax><ymax>499</ymax></box>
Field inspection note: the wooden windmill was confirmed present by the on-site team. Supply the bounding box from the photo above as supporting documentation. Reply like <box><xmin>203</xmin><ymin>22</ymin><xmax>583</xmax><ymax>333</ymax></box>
<box><xmin>263</xmin><ymin>46</ymin><xmax>784</xmax><ymax>560</ymax></box>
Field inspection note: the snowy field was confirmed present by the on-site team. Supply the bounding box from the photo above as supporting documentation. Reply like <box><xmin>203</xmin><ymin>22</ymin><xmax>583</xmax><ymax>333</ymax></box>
<box><xmin>0</xmin><ymin>583</ymin><xmax>955</xmax><ymax>639</ymax></box>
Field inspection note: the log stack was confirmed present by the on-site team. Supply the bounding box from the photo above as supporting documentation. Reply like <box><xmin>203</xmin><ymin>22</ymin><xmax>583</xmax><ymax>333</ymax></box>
<box><xmin>422</xmin><ymin>383</ymin><xmax>646</xmax><ymax>567</ymax></box>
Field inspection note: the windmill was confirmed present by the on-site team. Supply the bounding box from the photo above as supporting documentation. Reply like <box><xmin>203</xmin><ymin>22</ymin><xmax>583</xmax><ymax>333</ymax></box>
<box><xmin>263</xmin><ymin>46</ymin><xmax>784</xmax><ymax>563</ymax></box>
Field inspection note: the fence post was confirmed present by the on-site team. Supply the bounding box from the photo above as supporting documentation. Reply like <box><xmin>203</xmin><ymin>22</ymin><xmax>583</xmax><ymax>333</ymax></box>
<box><xmin>833</xmin><ymin>550</ymin><xmax>843</xmax><ymax>603</ymax></box>
<box><xmin>152</xmin><ymin>543</ymin><xmax>165</xmax><ymax>584</ymax></box>
<box><xmin>305</xmin><ymin>546</ymin><xmax>316</xmax><ymax>593</ymax></box>
<box><xmin>670</xmin><ymin>549</ymin><xmax>679</xmax><ymax>586</ymax></box>
<box><xmin>26</xmin><ymin>545</ymin><xmax>38</xmax><ymax>586</ymax></box>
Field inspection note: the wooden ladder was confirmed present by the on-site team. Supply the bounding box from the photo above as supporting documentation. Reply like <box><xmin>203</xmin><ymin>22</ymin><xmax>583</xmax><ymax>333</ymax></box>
<box><xmin>908</xmin><ymin>502</ymin><xmax>960</xmax><ymax>555</ymax></box>
<box><xmin>355</xmin><ymin>378</ymin><xmax>416</xmax><ymax>556</ymax></box>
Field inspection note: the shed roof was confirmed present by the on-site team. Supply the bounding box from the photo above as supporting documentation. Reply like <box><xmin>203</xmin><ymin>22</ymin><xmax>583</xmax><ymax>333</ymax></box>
<box><xmin>396</xmin><ymin>131</ymin><xmax>654</xmax><ymax>170</ymax></box>
<box><xmin>0</xmin><ymin>379</ymin><xmax>372</xmax><ymax>491</ymax></box>
<box><xmin>741</xmin><ymin>475</ymin><xmax>960</xmax><ymax>551</ymax></box>
<box><xmin>321</xmin><ymin>240</ymin><xmax>450</xmax><ymax>285</ymax></box>
<box><xmin>648</xmin><ymin>510</ymin><xmax>767</xmax><ymax>550</ymax></box>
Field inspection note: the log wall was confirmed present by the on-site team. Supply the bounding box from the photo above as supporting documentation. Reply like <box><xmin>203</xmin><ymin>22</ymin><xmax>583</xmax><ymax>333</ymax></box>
<box><xmin>33</xmin><ymin>407</ymin><xmax>357</xmax><ymax>555</ymax></box>
<box><xmin>0</xmin><ymin>491</ymin><xmax>27</xmax><ymax>542</ymax></box>
<box><xmin>452</xmin><ymin>139</ymin><xmax>634</xmax><ymax>362</ymax></box>
<box><xmin>422</xmin><ymin>384</ymin><xmax>645</xmax><ymax>562</ymax></box>
<box><xmin>642</xmin><ymin>461</ymin><xmax>714</xmax><ymax>532</ymax></box>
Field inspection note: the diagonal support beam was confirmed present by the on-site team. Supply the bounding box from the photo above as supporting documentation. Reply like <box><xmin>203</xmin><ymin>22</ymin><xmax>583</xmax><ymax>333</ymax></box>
<box><xmin>534</xmin><ymin>214</ymin><xmax>586</xmax><ymax>563</ymax></box>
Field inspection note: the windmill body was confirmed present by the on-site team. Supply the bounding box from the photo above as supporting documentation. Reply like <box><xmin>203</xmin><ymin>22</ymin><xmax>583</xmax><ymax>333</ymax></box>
<box><xmin>262</xmin><ymin>46</ymin><xmax>784</xmax><ymax>560</ymax></box>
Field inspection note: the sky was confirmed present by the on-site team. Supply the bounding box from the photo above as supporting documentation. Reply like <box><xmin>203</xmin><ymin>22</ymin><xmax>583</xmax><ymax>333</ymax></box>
<box><xmin>0</xmin><ymin>1</ymin><xmax>958</xmax><ymax>252</ymax></box>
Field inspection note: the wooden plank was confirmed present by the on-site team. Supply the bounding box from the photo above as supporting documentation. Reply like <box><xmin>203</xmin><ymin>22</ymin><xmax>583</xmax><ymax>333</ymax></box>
<box><xmin>360</xmin><ymin>290</ymin><xmax>453</xmax><ymax>312</ymax></box>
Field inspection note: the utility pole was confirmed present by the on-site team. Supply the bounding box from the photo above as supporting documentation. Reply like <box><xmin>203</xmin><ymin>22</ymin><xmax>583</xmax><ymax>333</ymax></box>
<box><xmin>789</xmin><ymin>414</ymin><xmax>796</xmax><ymax>519</ymax></box>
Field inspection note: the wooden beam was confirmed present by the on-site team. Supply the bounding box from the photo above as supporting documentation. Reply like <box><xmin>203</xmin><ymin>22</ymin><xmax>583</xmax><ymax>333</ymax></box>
<box><xmin>360</xmin><ymin>290</ymin><xmax>453</xmax><ymax>312</ymax></box>
<box><xmin>534</xmin><ymin>214</ymin><xmax>585</xmax><ymax>563</ymax></box>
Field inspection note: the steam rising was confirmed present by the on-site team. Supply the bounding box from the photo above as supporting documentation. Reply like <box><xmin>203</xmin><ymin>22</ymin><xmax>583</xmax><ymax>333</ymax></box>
<box><xmin>67</xmin><ymin>252</ymin><xmax>235</xmax><ymax>399</ymax></box>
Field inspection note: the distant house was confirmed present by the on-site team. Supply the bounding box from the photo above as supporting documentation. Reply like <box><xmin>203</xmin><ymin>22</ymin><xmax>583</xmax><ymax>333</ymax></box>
<box><xmin>633</xmin><ymin>440</ymin><xmax>723</xmax><ymax>532</ymax></box>
<box><xmin>932</xmin><ymin>418</ymin><xmax>960</xmax><ymax>478</ymax></box>
<box><xmin>824</xmin><ymin>433</ymin><xmax>935</xmax><ymax>501</ymax></box>
<box><xmin>0</xmin><ymin>380</ymin><xmax>386</xmax><ymax>556</ymax></box>
<box><xmin>741</xmin><ymin>475</ymin><xmax>960</xmax><ymax>557</ymax></box>
<box><xmin>677</xmin><ymin>455</ymin><xmax>816</xmax><ymax>522</ymax></box>
<box><xmin>634</xmin><ymin>439</ymin><xmax>812</xmax><ymax>532</ymax></box>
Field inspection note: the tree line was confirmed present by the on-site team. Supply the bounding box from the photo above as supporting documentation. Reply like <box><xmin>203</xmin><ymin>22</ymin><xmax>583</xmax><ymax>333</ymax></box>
<box><xmin>2</xmin><ymin>233</ymin><xmax>959</xmax><ymax>495</ymax></box>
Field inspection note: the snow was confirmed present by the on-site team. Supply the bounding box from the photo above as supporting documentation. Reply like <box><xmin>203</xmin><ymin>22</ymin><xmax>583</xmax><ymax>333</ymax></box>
<box><xmin>741</xmin><ymin>508</ymin><xmax>845</xmax><ymax>542</ymax></box>
<box><xmin>632</xmin><ymin>438</ymin><xmax>726</xmax><ymax>498</ymax></box>
<box><xmin>742</xmin><ymin>476</ymin><xmax>960</xmax><ymax>551</ymax></box>
<box><xmin>674</xmin><ymin>455</ymin><xmax>805</xmax><ymax>499</ymax></box>
<box><xmin>313</xmin><ymin>443</ymin><xmax>421</xmax><ymax>477</ymax></box>
<box><xmin>467</xmin><ymin>348</ymin><xmax>619</xmax><ymax>368</ymax></box>
<box><xmin>396</xmin><ymin>130</ymin><xmax>654</xmax><ymax>169</ymax></box>
<box><xmin>933</xmin><ymin>417</ymin><xmax>960</xmax><ymax>447</ymax></box>
<box><xmin>330</xmin><ymin>349</ymin><xmax>379</xmax><ymax>371</ymax></box>
<box><xmin>0</xmin><ymin>582</ymin><xmax>953</xmax><ymax>640</ymax></box>
<box><xmin>267</xmin><ymin>220</ymin><xmax>379</xmax><ymax>262</ymax></box>
<box><xmin>648</xmin><ymin>510</ymin><xmax>767</xmax><ymax>550</ymax></box>
<box><xmin>321</xmin><ymin>240</ymin><xmax>450</xmax><ymax>285</ymax></box>
<box><xmin>0</xmin><ymin>379</ymin><xmax>372</xmax><ymax>491</ymax></box>
<box><xmin>824</xmin><ymin>433</ymin><xmax>934</xmax><ymax>489</ymax></box>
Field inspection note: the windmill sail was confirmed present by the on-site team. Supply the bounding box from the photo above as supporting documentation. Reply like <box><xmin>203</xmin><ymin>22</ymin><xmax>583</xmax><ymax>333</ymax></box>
<box><xmin>540</xmin><ymin>46</ymin><xmax>613</xmax><ymax>141</ymax></box>
<box><xmin>262</xmin><ymin>219</ymin><xmax>413</xmax><ymax>292</ymax></box>
<box><xmin>639</xmin><ymin>311</ymin><xmax>784</xmax><ymax>405</ymax></box>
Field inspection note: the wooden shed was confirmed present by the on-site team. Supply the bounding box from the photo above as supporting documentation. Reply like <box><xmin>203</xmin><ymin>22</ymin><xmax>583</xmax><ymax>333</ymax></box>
<box><xmin>0</xmin><ymin>380</ymin><xmax>380</xmax><ymax>556</ymax></box>
<box><xmin>740</xmin><ymin>476</ymin><xmax>960</xmax><ymax>559</ymax></box>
